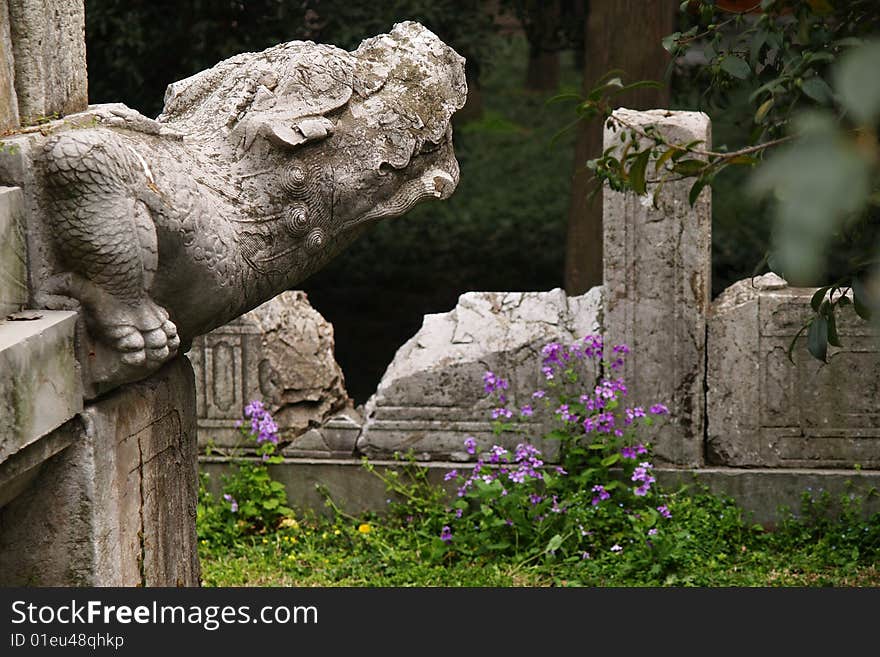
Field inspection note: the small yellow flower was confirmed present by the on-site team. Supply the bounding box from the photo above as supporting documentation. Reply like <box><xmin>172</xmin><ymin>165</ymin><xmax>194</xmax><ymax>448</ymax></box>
<box><xmin>357</xmin><ymin>523</ymin><xmax>371</xmax><ymax>534</ymax></box>
<box><xmin>280</xmin><ymin>517</ymin><xmax>299</xmax><ymax>530</ymax></box>
<box><xmin>333</xmin><ymin>529</ymin><xmax>341</xmax><ymax>536</ymax></box>
<box><xmin>322</xmin><ymin>532</ymin><xmax>329</xmax><ymax>539</ymax></box>
<box><xmin>287</xmin><ymin>553</ymin><xmax>296</xmax><ymax>560</ymax></box>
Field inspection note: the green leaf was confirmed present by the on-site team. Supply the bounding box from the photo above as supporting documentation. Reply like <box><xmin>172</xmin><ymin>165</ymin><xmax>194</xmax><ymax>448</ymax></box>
<box><xmin>852</xmin><ymin>276</ymin><xmax>874</xmax><ymax>320</ymax></box>
<box><xmin>654</xmin><ymin>147</ymin><xmax>678</xmax><ymax>173</ymax></box>
<box><xmin>721</xmin><ymin>55</ymin><xmax>751</xmax><ymax>80</ymax></box>
<box><xmin>834</xmin><ymin>41</ymin><xmax>880</xmax><ymax>125</ymax></box>
<box><xmin>801</xmin><ymin>76</ymin><xmax>833</xmax><ymax>105</ymax></box>
<box><xmin>545</xmin><ymin>534</ymin><xmax>564</xmax><ymax>553</ymax></box>
<box><xmin>810</xmin><ymin>286</ymin><xmax>830</xmax><ymax>313</ymax></box>
<box><xmin>661</xmin><ymin>32</ymin><xmax>681</xmax><ymax>53</ymax></box>
<box><xmin>629</xmin><ymin>149</ymin><xmax>651</xmax><ymax>195</ymax></box>
<box><xmin>755</xmin><ymin>98</ymin><xmax>774</xmax><ymax>123</ymax></box>
<box><xmin>827</xmin><ymin>308</ymin><xmax>842</xmax><ymax>348</ymax></box>
<box><xmin>672</xmin><ymin>159</ymin><xmax>706</xmax><ymax>176</ymax></box>
<box><xmin>688</xmin><ymin>178</ymin><xmax>710</xmax><ymax>207</ymax></box>
<box><xmin>601</xmin><ymin>453</ymin><xmax>621</xmax><ymax>467</ymax></box>
<box><xmin>807</xmin><ymin>315</ymin><xmax>828</xmax><ymax>362</ymax></box>
<box><xmin>262</xmin><ymin>499</ymin><xmax>279</xmax><ymax>510</ymax></box>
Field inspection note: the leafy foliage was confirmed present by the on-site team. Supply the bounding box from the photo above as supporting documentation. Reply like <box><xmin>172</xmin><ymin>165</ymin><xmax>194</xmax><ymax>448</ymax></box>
<box><xmin>198</xmin><ymin>402</ymin><xmax>295</xmax><ymax>548</ymax></box>
<box><xmin>576</xmin><ymin>0</ymin><xmax>880</xmax><ymax>361</ymax></box>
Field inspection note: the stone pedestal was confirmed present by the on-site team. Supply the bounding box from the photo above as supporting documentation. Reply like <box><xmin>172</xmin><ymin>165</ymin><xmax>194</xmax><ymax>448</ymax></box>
<box><xmin>707</xmin><ymin>274</ymin><xmax>880</xmax><ymax>468</ymax></box>
<box><xmin>602</xmin><ymin>109</ymin><xmax>712</xmax><ymax>466</ymax></box>
<box><xmin>0</xmin><ymin>356</ymin><xmax>200</xmax><ymax>586</ymax></box>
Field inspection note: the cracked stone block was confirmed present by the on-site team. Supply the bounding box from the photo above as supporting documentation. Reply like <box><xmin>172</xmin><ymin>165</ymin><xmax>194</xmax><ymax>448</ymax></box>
<box><xmin>707</xmin><ymin>273</ymin><xmax>880</xmax><ymax>468</ymax></box>
<box><xmin>357</xmin><ymin>287</ymin><xmax>603</xmax><ymax>461</ymax></box>
<box><xmin>190</xmin><ymin>290</ymin><xmax>351</xmax><ymax>451</ymax></box>
<box><xmin>282</xmin><ymin>406</ymin><xmax>362</xmax><ymax>458</ymax></box>
<box><xmin>0</xmin><ymin>356</ymin><xmax>199</xmax><ymax>586</ymax></box>
<box><xmin>602</xmin><ymin>109</ymin><xmax>711</xmax><ymax>467</ymax></box>
<box><xmin>7</xmin><ymin>0</ymin><xmax>88</xmax><ymax>123</ymax></box>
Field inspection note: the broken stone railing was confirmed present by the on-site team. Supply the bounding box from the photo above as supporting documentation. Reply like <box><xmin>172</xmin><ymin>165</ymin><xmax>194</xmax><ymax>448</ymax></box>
<box><xmin>197</xmin><ymin>109</ymin><xmax>880</xmax><ymax>524</ymax></box>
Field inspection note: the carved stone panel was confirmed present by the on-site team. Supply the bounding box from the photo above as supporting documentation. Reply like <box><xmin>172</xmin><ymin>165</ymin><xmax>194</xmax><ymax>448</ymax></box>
<box><xmin>707</xmin><ymin>274</ymin><xmax>880</xmax><ymax>468</ymax></box>
<box><xmin>190</xmin><ymin>290</ymin><xmax>352</xmax><ymax>453</ymax></box>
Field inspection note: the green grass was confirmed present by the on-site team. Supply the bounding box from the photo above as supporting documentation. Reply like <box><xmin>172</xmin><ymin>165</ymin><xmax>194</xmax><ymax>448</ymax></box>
<box><xmin>199</xmin><ymin>487</ymin><xmax>880</xmax><ymax>588</ymax></box>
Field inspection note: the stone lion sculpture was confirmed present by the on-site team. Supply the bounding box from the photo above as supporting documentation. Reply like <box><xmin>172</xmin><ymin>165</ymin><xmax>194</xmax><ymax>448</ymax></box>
<box><xmin>30</xmin><ymin>22</ymin><xmax>466</xmax><ymax>393</ymax></box>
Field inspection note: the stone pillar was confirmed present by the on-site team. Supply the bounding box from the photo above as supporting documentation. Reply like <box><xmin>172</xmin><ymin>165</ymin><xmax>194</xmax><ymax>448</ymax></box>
<box><xmin>603</xmin><ymin>109</ymin><xmax>711</xmax><ymax>466</ymax></box>
<box><xmin>0</xmin><ymin>356</ymin><xmax>200</xmax><ymax>586</ymax></box>
<box><xmin>7</xmin><ymin>0</ymin><xmax>88</xmax><ymax>124</ymax></box>
<box><xmin>0</xmin><ymin>2</ymin><xmax>20</xmax><ymax>131</ymax></box>
<box><xmin>707</xmin><ymin>273</ymin><xmax>880</xmax><ymax>468</ymax></box>
<box><xmin>0</xmin><ymin>187</ymin><xmax>26</xmax><ymax>316</ymax></box>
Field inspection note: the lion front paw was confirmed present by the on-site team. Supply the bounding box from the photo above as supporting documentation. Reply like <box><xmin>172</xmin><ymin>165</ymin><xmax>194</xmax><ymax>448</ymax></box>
<box><xmin>104</xmin><ymin>302</ymin><xmax>180</xmax><ymax>367</ymax></box>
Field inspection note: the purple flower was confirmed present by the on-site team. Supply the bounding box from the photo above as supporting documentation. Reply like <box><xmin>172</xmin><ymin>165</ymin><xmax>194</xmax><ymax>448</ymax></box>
<box><xmin>591</xmin><ymin>484</ymin><xmax>610</xmax><ymax>505</ymax></box>
<box><xmin>455</xmin><ymin>508</ymin><xmax>463</xmax><ymax>518</ymax></box>
<box><xmin>482</xmin><ymin>371</ymin><xmax>509</xmax><ymax>394</ymax></box>
<box><xmin>529</xmin><ymin>493</ymin><xmax>543</xmax><ymax>505</ymax></box>
<box><xmin>648</xmin><ymin>528</ymin><xmax>658</xmax><ymax>536</ymax></box>
<box><xmin>223</xmin><ymin>494</ymin><xmax>238</xmax><ymax>513</ymax></box>
<box><xmin>464</xmin><ymin>437</ymin><xmax>476</xmax><ymax>455</ymax></box>
<box><xmin>555</xmin><ymin>466</ymin><xmax>568</xmax><ymax>475</ymax></box>
<box><xmin>532</xmin><ymin>390</ymin><xmax>546</xmax><ymax>399</ymax></box>
<box><xmin>491</xmin><ymin>407</ymin><xmax>513</xmax><ymax>420</ymax></box>
<box><xmin>610</xmin><ymin>544</ymin><xmax>623</xmax><ymax>553</ymax></box>
<box><xmin>581</xmin><ymin>551</ymin><xmax>591</xmax><ymax>560</ymax></box>
<box><xmin>488</xmin><ymin>445</ymin><xmax>508</xmax><ymax>464</ymax></box>
<box><xmin>650</xmin><ymin>403</ymin><xmax>669</xmax><ymax>415</ymax></box>
<box><xmin>657</xmin><ymin>505</ymin><xmax>672</xmax><ymax>519</ymax></box>
<box><xmin>443</xmin><ymin>469</ymin><xmax>458</xmax><ymax>481</ymax></box>
<box><xmin>440</xmin><ymin>525</ymin><xmax>453</xmax><ymax>543</ymax></box>
<box><xmin>621</xmin><ymin>446</ymin><xmax>637</xmax><ymax>460</ymax></box>
<box><xmin>520</xmin><ymin>405</ymin><xmax>534</xmax><ymax>417</ymax></box>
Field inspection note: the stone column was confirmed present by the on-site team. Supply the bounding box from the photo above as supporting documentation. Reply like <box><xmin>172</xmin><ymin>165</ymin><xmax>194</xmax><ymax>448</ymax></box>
<box><xmin>0</xmin><ymin>356</ymin><xmax>200</xmax><ymax>586</ymax></box>
<box><xmin>602</xmin><ymin>109</ymin><xmax>712</xmax><ymax>466</ymax></box>
<box><xmin>0</xmin><ymin>2</ymin><xmax>20</xmax><ymax>131</ymax></box>
<box><xmin>7</xmin><ymin>0</ymin><xmax>88</xmax><ymax>124</ymax></box>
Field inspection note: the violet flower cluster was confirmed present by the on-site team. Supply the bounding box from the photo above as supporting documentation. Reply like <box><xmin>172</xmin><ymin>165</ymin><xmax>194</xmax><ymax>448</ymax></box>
<box><xmin>241</xmin><ymin>400</ymin><xmax>280</xmax><ymax>445</ymax></box>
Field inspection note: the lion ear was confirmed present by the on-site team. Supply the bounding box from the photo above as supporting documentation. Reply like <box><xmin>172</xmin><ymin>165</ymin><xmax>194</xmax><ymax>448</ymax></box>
<box><xmin>260</xmin><ymin>116</ymin><xmax>334</xmax><ymax>149</ymax></box>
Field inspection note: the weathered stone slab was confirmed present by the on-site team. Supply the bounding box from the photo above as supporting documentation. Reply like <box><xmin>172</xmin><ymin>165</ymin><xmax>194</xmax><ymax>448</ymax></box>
<box><xmin>0</xmin><ymin>356</ymin><xmax>199</xmax><ymax>586</ymax></box>
<box><xmin>7</xmin><ymin>0</ymin><xmax>88</xmax><ymax>123</ymax></box>
<box><xmin>707</xmin><ymin>273</ymin><xmax>880</xmax><ymax>468</ymax></box>
<box><xmin>282</xmin><ymin>406</ymin><xmax>362</xmax><ymax>458</ymax></box>
<box><xmin>0</xmin><ymin>310</ymin><xmax>81</xmax><ymax>464</ymax></box>
<box><xmin>190</xmin><ymin>290</ymin><xmax>351</xmax><ymax>451</ymax></box>
<box><xmin>0</xmin><ymin>187</ymin><xmax>27</xmax><ymax>315</ymax></box>
<box><xmin>357</xmin><ymin>287</ymin><xmax>603</xmax><ymax>461</ymax></box>
<box><xmin>0</xmin><ymin>1</ymin><xmax>19</xmax><ymax>131</ymax></box>
<box><xmin>602</xmin><ymin>108</ymin><xmax>711</xmax><ymax>466</ymax></box>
